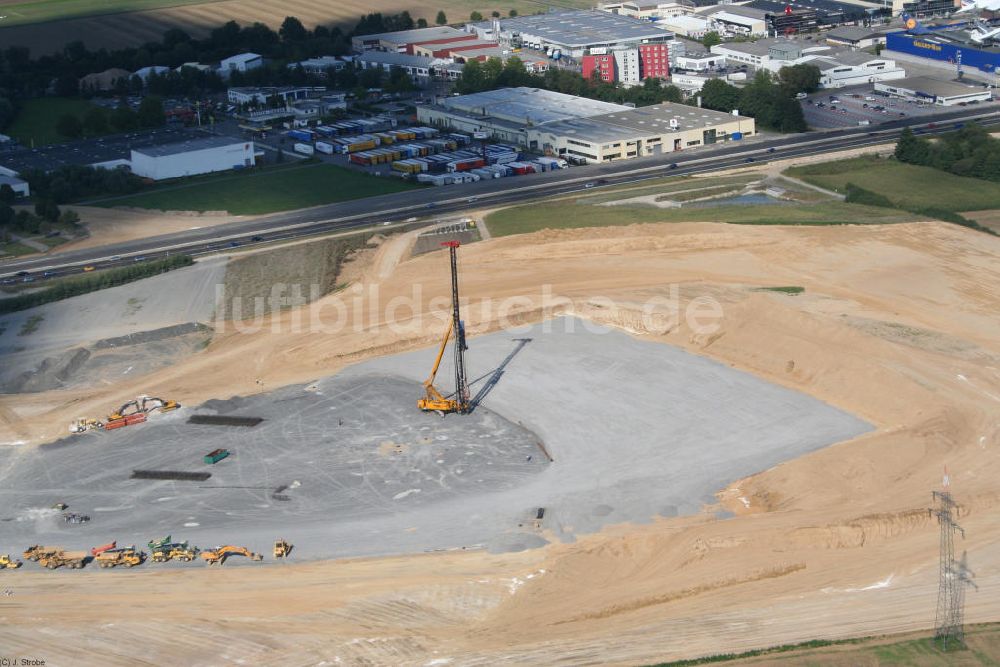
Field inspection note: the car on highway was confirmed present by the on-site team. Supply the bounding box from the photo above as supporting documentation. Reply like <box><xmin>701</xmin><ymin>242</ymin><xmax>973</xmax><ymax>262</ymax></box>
<box><xmin>110</xmin><ymin>255</ymin><xmax>121</xmax><ymax>261</ymax></box>
<box><xmin>229</xmin><ymin>241</ymin><xmax>241</xmax><ymax>248</ymax></box>
<box><xmin>668</xmin><ymin>163</ymin><xmax>678</xmax><ymax>170</ymax></box>
<box><xmin>251</xmin><ymin>235</ymin><xmax>264</xmax><ymax>242</ymax></box>
<box><xmin>1</xmin><ymin>278</ymin><xmax>14</xmax><ymax>285</ymax></box>
<box><xmin>133</xmin><ymin>256</ymin><xmax>146</xmax><ymax>262</ymax></box>
<box><xmin>744</xmin><ymin>157</ymin><xmax>755</xmax><ymax>163</ymax></box>
<box><xmin>424</xmin><ymin>203</ymin><xmax>436</xmax><ymax>209</ymax></box>
<box><xmin>83</xmin><ymin>266</ymin><xmax>95</xmax><ymax>272</ymax></box>
<box><xmin>21</xmin><ymin>276</ymin><xmax>34</xmax><ymax>283</ymax></box>
<box><xmin>43</xmin><ymin>271</ymin><xmax>56</xmax><ymax>277</ymax></box>
<box><xmin>467</xmin><ymin>196</ymin><xmax>478</xmax><ymax>203</ymax></box>
<box><xmin>767</xmin><ymin>148</ymin><xmax>776</xmax><ymax>153</ymax></box>
<box><xmin>584</xmin><ymin>182</ymin><xmax>596</xmax><ymax>188</ymax></box>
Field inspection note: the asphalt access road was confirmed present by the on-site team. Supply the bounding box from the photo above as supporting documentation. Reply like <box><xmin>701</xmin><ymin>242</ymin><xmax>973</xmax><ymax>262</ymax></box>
<box><xmin>2</xmin><ymin>106</ymin><xmax>997</xmax><ymax>280</ymax></box>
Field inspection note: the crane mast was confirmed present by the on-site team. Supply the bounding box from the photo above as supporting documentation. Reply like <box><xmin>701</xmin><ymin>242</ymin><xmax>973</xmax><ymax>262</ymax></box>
<box><xmin>417</xmin><ymin>241</ymin><xmax>470</xmax><ymax>414</ymax></box>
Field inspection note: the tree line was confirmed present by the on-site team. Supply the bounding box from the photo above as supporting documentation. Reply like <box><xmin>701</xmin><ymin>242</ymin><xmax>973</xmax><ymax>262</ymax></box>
<box><xmin>895</xmin><ymin>123</ymin><xmax>1000</xmax><ymax>180</ymax></box>
<box><xmin>697</xmin><ymin>66</ymin><xmax>818</xmax><ymax>133</ymax></box>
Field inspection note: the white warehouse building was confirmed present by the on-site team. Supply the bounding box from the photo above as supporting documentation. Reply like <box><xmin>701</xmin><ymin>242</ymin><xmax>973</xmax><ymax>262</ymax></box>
<box><xmin>130</xmin><ymin>136</ymin><xmax>255</xmax><ymax>181</ymax></box>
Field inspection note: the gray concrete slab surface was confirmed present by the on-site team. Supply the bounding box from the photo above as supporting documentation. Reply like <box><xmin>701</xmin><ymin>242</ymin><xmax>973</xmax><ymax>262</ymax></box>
<box><xmin>0</xmin><ymin>318</ymin><xmax>871</xmax><ymax>566</ymax></box>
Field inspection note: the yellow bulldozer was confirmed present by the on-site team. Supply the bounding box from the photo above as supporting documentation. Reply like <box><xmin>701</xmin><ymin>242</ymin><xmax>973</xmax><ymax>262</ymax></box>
<box><xmin>0</xmin><ymin>554</ymin><xmax>22</xmax><ymax>569</ymax></box>
<box><xmin>200</xmin><ymin>545</ymin><xmax>263</xmax><ymax>565</ymax></box>
<box><xmin>273</xmin><ymin>539</ymin><xmax>292</xmax><ymax>559</ymax></box>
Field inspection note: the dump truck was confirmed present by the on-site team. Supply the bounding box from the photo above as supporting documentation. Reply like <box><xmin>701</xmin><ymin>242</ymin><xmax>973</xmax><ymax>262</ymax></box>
<box><xmin>0</xmin><ymin>555</ymin><xmax>22</xmax><ymax>569</ymax></box>
<box><xmin>23</xmin><ymin>545</ymin><xmax>59</xmax><ymax>561</ymax></box>
<box><xmin>200</xmin><ymin>545</ymin><xmax>263</xmax><ymax>565</ymax></box>
<box><xmin>95</xmin><ymin>547</ymin><xmax>145</xmax><ymax>568</ymax></box>
<box><xmin>273</xmin><ymin>539</ymin><xmax>292</xmax><ymax>559</ymax></box>
<box><xmin>38</xmin><ymin>549</ymin><xmax>87</xmax><ymax>569</ymax></box>
<box><xmin>150</xmin><ymin>543</ymin><xmax>198</xmax><ymax>563</ymax></box>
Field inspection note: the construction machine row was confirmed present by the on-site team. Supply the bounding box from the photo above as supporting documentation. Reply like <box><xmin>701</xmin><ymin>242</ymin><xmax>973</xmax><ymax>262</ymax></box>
<box><xmin>7</xmin><ymin>538</ymin><xmax>292</xmax><ymax>571</ymax></box>
<box><xmin>70</xmin><ymin>394</ymin><xmax>180</xmax><ymax>434</ymax></box>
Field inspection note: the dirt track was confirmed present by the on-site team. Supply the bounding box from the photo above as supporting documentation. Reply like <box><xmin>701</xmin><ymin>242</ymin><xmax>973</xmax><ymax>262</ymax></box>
<box><xmin>1</xmin><ymin>218</ymin><xmax>999</xmax><ymax>664</ymax></box>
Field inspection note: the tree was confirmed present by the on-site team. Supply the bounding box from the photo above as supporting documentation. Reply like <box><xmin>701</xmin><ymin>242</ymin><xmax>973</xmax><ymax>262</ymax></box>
<box><xmin>0</xmin><ymin>184</ymin><xmax>15</xmax><ymax>205</ymax></box>
<box><xmin>83</xmin><ymin>107</ymin><xmax>108</xmax><ymax>136</ymax></box>
<box><xmin>700</xmin><ymin>78</ymin><xmax>741</xmax><ymax>112</ymax></box>
<box><xmin>280</xmin><ymin>16</ymin><xmax>308</xmax><ymax>42</ymax></box>
<box><xmin>58</xmin><ymin>209</ymin><xmax>81</xmax><ymax>226</ymax></box>
<box><xmin>417</xmin><ymin>17</ymin><xmax>428</xmax><ymax>28</ymax></box>
<box><xmin>34</xmin><ymin>198</ymin><xmax>60</xmax><ymax>223</ymax></box>
<box><xmin>56</xmin><ymin>113</ymin><xmax>83</xmax><ymax>139</ymax></box>
<box><xmin>54</xmin><ymin>74</ymin><xmax>79</xmax><ymax>98</ymax></box>
<box><xmin>509</xmin><ymin>9</ymin><xmax>518</xmax><ymax>16</ymax></box>
<box><xmin>0</xmin><ymin>97</ymin><xmax>15</xmax><ymax>130</ymax></box>
<box><xmin>436</xmin><ymin>10</ymin><xmax>448</xmax><ymax>25</ymax></box>
<box><xmin>895</xmin><ymin>127</ymin><xmax>930</xmax><ymax>164</ymax></box>
<box><xmin>492</xmin><ymin>10</ymin><xmax>501</xmax><ymax>17</ymax></box>
<box><xmin>777</xmin><ymin>64</ymin><xmax>821</xmax><ymax>94</ymax></box>
<box><xmin>137</xmin><ymin>95</ymin><xmax>166</xmax><ymax>128</ymax></box>
<box><xmin>702</xmin><ymin>31</ymin><xmax>722</xmax><ymax>49</ymax></box>
<box><xmin>111</xmin><ymin>104</ymin><xmax>139</xmax><ymax>132</ymax></box>
<box><xmin>470</xmin><ymin>11</ymin><xmax>484</xmax><ymax>21</ymax></box>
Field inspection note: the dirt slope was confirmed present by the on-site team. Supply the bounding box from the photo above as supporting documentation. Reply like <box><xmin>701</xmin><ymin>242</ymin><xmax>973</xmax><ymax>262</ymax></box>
<box><xmin>1</xmin><ymin>219</ymin><xmax>999</xmax><ymax>665</ymax></box>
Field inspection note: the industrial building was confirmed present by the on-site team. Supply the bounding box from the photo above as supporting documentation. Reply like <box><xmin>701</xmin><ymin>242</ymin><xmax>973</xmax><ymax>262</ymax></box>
<box><xmin>825</xmin><ymin>26</ymin><xmax>886</xmax><ymax>49</ymax></box>
<box><xmin>352</xmin><ymin>26</ymin><xmax>469</xmax><ymax>52</ymax></box>
<box><xmin>130</xmin><ymin>136</ymin><xmax>255</xmax><ymax>181</ymax></box>
<box><xmin>659</xmin><ymin>15</ymin><xmax>711</xmax><ymax>38</ymax></box>
<box><xmin>874</xmin><ymin>76</ymin><xmax>994</xmax><ymax>105</ymax></box>
<box><xmin>467</xmin><ymin>10</ymin><xmax>675</xmax><ymax>58</ymax></box>
<box><xmin>356</xmin><ymin>52</ymin><xmax>437</xmax><ymax>81</ymax></box>
<box><xmin>416</xmin><ymin>87</ymin><xmax>754</xmax><ymax>161</ymax></box>
<box><xmin>228</xmin><ymin>86</ymin><xmax>326</xmax><ymax>106</ymax></box>
<box><xmin>599</xmin><ymin>0</ymin><xmax>696</xmax><ymax>20</ymax></box>
<box><xmin>289</xmin><ymin>56</ymin><xmax>346</xmax><ymax>75</ymax></box>
<box><xmin>696</xmin><ymin>5</ymin><xmax>769</xmax><ymax>37</ymax></box>
<box><xmin>886</xmin><ymin>26</ymin><xmax>1000</xmax><ymax>72</ymax></box>
<box><xmin>0</xmin><ymin>128</ymin><xmax>196</xmax><ymax>175</ymax></box>
<box><xmin>710</xmin><ymin>39</ymin><xmax>905</xmax><ymax>87</ymax></box>
<box><xmin>528</xmin><ymin>103</ymin><xmax>754</xmax><ymax>162</ymax></box>
<box><xmin>219</xmin><ymin>53</ymin><xmax>263</xmax><ymax>77</ymax></box>
<box><xmin>0</xmin><ymin>174</ymin><xmax>29</xmax><ymax>198</ymax></box>
<box><xmin>80</xmin><ymin>68</ymin><xmax>131</xmax><ymax>92</ymax></box>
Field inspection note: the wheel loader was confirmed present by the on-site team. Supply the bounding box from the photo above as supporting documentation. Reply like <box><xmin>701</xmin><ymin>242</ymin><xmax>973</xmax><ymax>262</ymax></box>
<box><xmin>151</xmin><ymin>543</ymin><xmax>198</xmax><ymax>563</ymax></box>
<box><xmin>0</xmin><ymin>555</ymin><xmax>22</xmax><ymax>569</ymax></box>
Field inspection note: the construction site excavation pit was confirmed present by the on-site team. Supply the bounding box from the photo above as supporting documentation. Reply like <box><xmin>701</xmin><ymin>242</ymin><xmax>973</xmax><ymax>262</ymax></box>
<box><xmin>0</xmin><ymin>318</ymin><xmax>872</xmax><ymax>562</ymax></box>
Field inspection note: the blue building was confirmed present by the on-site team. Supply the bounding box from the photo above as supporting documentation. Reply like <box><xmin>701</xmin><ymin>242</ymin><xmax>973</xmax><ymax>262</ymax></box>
<box><xmin>887</xmin><ymin>30</ymin><xmax>1000</xmax><ymax>73</ymax></box>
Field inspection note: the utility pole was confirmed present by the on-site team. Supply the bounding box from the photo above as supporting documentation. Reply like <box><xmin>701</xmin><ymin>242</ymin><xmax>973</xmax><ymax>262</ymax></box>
<box><xmin>931</xmin><ymin>469</ymin><xmax>976</xmax><ymax>650</ymax></box>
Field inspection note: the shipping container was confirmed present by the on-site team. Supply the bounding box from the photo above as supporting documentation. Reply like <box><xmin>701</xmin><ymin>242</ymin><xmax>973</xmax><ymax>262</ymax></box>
<box><xmin>315</xmin><ymin>141</ymin><xmax>335</xmax><ymax>154</ymax></box>
<box><xmin>294</xmin><ymin>142</ymin><xmax>315</xmax><ymax>156</ymax></box>
<box><xmin>204</xmin><ymin>448</ymin><xmax>230</xmax><ymax>465</ymax></box>
<box><xmin>287</xmin><ymin>129</ymin><xmax>313</xmax><ymax>142</ymax></box>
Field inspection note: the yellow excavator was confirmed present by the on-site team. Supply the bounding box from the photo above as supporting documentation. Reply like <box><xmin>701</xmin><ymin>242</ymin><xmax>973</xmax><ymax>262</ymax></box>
<box><xmin>108</xmin><ymin>395</ymin><xmax>180</xmax><ymax>421</ymax></box>
<box><xmin>200</xmin><ymin>545</ymin><xmax>264</xmax><ymax>565</ymax></box>
<box><xmin>417</xmin><ymin>241</ymin><xmax>470</xmax><ymax>415</ymax></box>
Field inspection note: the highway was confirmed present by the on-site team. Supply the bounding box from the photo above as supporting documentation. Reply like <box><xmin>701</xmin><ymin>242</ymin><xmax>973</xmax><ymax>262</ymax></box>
<box><xmin>2</xmin><ymin>106</ymin><xmax>998</xmax><ymax>280</ymax></box>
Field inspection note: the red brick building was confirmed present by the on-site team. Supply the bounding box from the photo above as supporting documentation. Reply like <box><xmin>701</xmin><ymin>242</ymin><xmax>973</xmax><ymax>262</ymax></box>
<box><xmin>582</xmin><ymin>53</ymin><xmax>617</xmax><ymax>82</ymax></box>
<box><xmin>639</xmin><ymin>43</ymin><xmax>670</xmax><ymax>80</ymax></box>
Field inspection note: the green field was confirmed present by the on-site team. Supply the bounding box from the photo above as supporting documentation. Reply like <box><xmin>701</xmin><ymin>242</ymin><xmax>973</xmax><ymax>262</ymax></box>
<box><xmin>485</xmin><ymin>199</ymin><xmax>920</xmax><ymax>238</ymax></box>
<box><xmin>786</xmin><ymin>155</ymin><xmax>1000</xmax><ymax>212</ymax></box>
<box><xmin>97</xmin><ymin>163</ymin><xmax>419</xmax><ymax>215</ymax></box>
<box><xmin>0</xmin><ymin>0</ymin><xmax>219</xmax><ymax>27</ymax></box>
<box><xmin>6</xmin><ymin>97</ymin><xmax>109</xmax><ymax>146</ymax></box>
<box><xmin>648</xmin><ymin>623</ymin><xmax>1000</xmax><ymax>666</ymax></box>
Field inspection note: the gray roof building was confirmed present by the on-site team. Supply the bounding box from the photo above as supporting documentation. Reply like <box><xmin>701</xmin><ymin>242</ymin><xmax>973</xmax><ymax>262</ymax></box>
<box><xmin>131</xmin><ymin>135</ymin><xmax>247</xmax><ymax>158</ymax></box>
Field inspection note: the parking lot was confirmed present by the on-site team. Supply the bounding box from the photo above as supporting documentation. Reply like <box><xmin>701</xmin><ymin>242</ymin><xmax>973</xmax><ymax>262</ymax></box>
<box><xmin>801</xmin><ymin>84</ymin><xmax>997</xmax><ymax>129</ymax></box>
